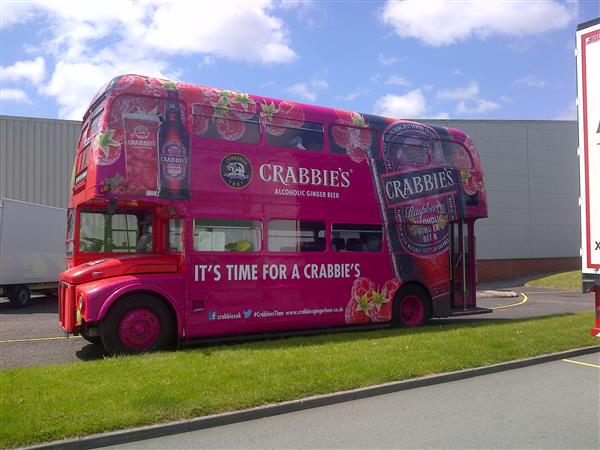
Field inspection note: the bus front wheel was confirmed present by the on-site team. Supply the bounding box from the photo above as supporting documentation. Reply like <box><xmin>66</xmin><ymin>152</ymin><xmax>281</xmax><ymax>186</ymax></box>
<box><xmin>100</xmin><ymin>294</ymin><xmax>175</xmax><ymax>355</ymax></box>
<box><xmin>392</xmin><ymin>285</ymin><xmax>431</xmax><ymax>328</ymax></box>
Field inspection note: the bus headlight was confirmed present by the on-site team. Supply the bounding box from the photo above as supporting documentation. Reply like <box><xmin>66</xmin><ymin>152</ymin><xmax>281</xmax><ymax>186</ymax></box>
<box><xmin>76</xmin><ymin>293</ymin><xmax>86</xmax><ymax>315</ymax></box>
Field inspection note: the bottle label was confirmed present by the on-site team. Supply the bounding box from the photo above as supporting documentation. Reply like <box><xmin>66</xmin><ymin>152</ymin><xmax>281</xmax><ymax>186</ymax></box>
<box><xmin>160</xmin><ymin>141</ymin><xmax>188</xmax><ymax>181</ymax></box>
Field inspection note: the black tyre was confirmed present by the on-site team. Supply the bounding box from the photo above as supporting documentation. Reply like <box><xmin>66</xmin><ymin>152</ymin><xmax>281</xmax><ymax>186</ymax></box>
<box><xmin>8</xmin><ymin>285</ymin><xmax>31</xmax><ymax>308</ymax></box>
<box><xmin>100</xmin><ymin>294</ymin><xmax>175</xmax><ymax>355</ymax></box>
<box><xmin>80</xmin><ymin>331</ymin><xmax>102</xmax><ymax>346</ymax></box>
<box><xmin>392</xmin><ymin>285</ymin><xmax>431</xmax><ymax>328</ymax></box>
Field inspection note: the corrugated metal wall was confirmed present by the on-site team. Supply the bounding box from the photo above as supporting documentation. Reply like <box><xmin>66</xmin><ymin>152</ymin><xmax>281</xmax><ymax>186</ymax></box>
<box><xmin>426</xmin><ymin>119</ymin><xmax>579</xmax><ymax>260</ymax></box>
<box><xmin>0</xmin><ymin>115</ymin><xmax>80</xmax><ymax>208</ymax></box>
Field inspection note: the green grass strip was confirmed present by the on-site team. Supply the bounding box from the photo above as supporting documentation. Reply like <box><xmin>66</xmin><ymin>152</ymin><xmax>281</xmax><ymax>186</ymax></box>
<box><xmin>1</xmin><ymin>312</ymin><xmax>598</xmax><ymax>448</ymax></box>
<box><xmin>526</xmin><ymin>270</ymin><xmax>581</xmax><ymax>290</ymax></box>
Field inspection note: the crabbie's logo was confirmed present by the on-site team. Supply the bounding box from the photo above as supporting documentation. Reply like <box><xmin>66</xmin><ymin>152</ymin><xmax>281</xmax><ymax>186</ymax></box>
<box><xmin>258</xmin><ymin>164</ymin><xmax>351</xmax><ymax>188</ymax></box>
<box><xmin>221</xmin><ymin>153</ymin><xmax>252</xmax><ymax>188</ymax></box>
<box><xmin>133</xmin><ymin>125</ymin><xmax>150</xmax><ymax>139</ymax></box>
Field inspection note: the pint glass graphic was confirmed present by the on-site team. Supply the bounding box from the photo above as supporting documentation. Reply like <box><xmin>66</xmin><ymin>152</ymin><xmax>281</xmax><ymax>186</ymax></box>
<box><xmin>158</xmin><ymin>89</ymin><xmax>190</xmax><ymax>199</ymax></box>
<box><xmin>123</xmin><ymin>113</ymin><xmax>159</xmax><ymax>194</ymax></box>
<box><xmin>367</xmin><ymin>122</ymin><xmax>460</xmax><ymax>279</ymax></box>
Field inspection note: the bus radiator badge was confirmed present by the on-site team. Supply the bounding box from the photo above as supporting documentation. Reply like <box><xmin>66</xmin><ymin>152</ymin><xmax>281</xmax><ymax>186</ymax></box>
<box><xmin>221</xmin><ymin>154</ymin><xmax>252</xmax><ymax>188</ymax></box>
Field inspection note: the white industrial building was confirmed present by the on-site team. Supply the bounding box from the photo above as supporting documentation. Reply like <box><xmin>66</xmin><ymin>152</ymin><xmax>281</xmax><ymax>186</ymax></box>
<box><xmin>0</xmin><ymin>115</ymin><xmax>580</xmax><ymax>281</ymax></box>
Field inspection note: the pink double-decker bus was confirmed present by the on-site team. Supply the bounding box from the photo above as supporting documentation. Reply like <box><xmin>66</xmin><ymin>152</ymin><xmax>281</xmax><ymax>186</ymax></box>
<box><xmin>59</xmin><ymin>74</ymin><xmax>488</xmax><ymax>354</ymax></box>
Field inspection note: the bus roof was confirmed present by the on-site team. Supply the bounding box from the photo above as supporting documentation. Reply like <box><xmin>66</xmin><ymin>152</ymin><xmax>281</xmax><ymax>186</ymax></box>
<box><xmin>85</xmin><ymin>74</ymin><xmax>469</xmax><ymax>142</ymax></box>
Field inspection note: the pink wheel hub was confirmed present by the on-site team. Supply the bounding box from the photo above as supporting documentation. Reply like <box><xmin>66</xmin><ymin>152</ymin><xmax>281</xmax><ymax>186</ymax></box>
<box><xmin>118</xmin><ymin>308</ymin><xmax>161</xmax><ymax>350</ymax></box>
<box><xmin>400</xmin><ymin>294</ymin><xmax>424</xmax><ymax>327</ymax></box>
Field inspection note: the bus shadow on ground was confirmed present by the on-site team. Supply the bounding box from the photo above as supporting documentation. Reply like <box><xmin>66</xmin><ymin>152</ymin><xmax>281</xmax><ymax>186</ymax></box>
<box><xmin>179</xmin><ymin>314</ymin><xmax>575</xmax><ymax>356</ymax></box>
<box><xmin>71</xmin><ymin>313</ymin><xmax>582</xmax><ymax>362</ymax></box>
<box><xmin>75</xmin><ymin>343</ymin><xmax>109</xmax><ymax>361</ymax></box>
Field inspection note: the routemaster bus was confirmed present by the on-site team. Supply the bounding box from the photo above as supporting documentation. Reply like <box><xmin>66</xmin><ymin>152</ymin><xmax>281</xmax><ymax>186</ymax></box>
<box><xmin>59</xmin><ymin>74</ymin><xmax>488</xmax><ymax>354</ymax></box>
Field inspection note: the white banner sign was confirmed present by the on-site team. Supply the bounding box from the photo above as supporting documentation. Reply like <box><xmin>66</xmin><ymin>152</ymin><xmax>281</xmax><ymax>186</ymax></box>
<box><xmin>577</xmin><ymin>19</ymin><xmax>600</xmax><ymax>274</ymax></box>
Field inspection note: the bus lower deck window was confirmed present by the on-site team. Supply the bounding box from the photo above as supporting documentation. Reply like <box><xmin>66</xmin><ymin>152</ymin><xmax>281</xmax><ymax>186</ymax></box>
<box><xmin>332</xmin><ymin>224</ymin><xmax>382</xmax><ymax>252</ymax></box>
<box><xmin>268</xmin><ymin>220</ymin><xmax>325</xmax><ymax>252</ymax></box>
<box><xmin>193</xmin><ymin>219</ymin><xmax>262</xmax><ymax>252</ymax></box>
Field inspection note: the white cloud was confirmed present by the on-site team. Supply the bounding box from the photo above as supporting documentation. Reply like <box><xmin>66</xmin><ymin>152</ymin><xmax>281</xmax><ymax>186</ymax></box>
<box><xmin>555</xmin><ymin>101</ymin><xmax>576</xmax><ymax>120</ymax></box>
<box><xmin>3</xmin><ymin>1</ymin><xmax>298</xmax><ymax>119</ymax></box>
<box><xmin>337</xmin><ymin>87</ymin><xmax>368</xmax><ymax>102</ymax></box>
<box><xmin>457</xmin><ymin>98</ymin><xmax>500</xmax><ymax>114</ymax></box>
<box><xmin>1</xmin><ymin>57</ymin><xmax>46</xmax><ymax>85</ymax></box>
<box><xmin>437</xmin><ymin>82</ymin><xmax>479</xmax><ymax>100</ymax></box>
<box><xmin>431</xmin><ymin>111</ymin><xmax>450</xmax><ymax>119</ymax></box>
<box><xmin>201</xmin><ymin>56</ymin><xmax>216</xmax><ymax>66</ymax></box>
<box><xmin>378</xmin><ymin>53</ymin><xmax>401</xmax><ymax>66</ymax></box>
<box><xmin>380</xmin><ymin>0</ymin><xmax>577</xmax><ymax>46</ymax></box>
<box><xmin>0</xmin><ymin>88</ymin><xmax>32</xmax><ymax>104</ymax></box>
<box><xmin>373</xmin><ymin>89</ymin><xmax>427</xmax><ymax>118</ymax></box>
<box><xmin>436</xmin><ymin>81</ymin><xmax>500</xmax><ymax>116</ymax></box>
<box><xmin>0</xmin><ymin>1</ymin><xmax>39</xmax><ymax>29</ymax></box>
<box><xmin>385</xmin><ymin>75</ymin><xmax>410</xmax><ymax>86</ymax></box>
<box><xmin>41</xmin><ymin>57</ymin><xmax>169</xmax><ymax>120</ymax></box>
<box><xmin>511</xmin><ymin>75</ymin><xmax>548</xmax><ymax>88</ymax></box>
<box><xmin>286</xmin><ymin>79</ymin><xmax>328</xmax><ymax>103</ymax></box>
<box><xmin>142</xmin><ymin>2</ymin><xmax>296</xmax><ymax>64</ymax></box>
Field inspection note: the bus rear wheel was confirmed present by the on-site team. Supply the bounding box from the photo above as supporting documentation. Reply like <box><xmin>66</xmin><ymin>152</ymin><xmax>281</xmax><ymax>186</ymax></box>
<box><xmin>392</xmin><ymin>285</ymin><xmax>431</xmax><ymax>328</ymax></box>
<box><xmin>100</xmin><ymin>294</ymin><xmax>175</xmax><ymax>355</ymax></box>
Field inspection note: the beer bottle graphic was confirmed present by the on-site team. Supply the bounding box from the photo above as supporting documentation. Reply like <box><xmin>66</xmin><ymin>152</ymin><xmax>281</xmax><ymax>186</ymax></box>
<box><xmin>366</xmin><ymin>122</ymin><xmax>460</xmax><ymax>279</ymax></box>
<box><xmin>158</xmin><ymin>89</ymin><xmax>190</xmax><ymax>199</ymax></box>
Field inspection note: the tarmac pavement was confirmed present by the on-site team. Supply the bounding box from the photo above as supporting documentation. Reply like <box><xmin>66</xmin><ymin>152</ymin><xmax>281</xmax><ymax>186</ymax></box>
<box><xmin>0</xmin><ymin>286</ymin><xmax>596</xmax><ymax>369</ymax></box>
<box><xmin>103</xmin><ymin>352</ymin><xmax>600</xmax><ymax>449</ymax></box>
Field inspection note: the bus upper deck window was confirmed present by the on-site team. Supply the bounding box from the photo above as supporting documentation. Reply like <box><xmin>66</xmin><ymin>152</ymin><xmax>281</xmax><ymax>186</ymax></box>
<box><xmin>329</xmin><ymin>125</ymin><xmax>375</xmax><ymax>159</ymax></box>
<box><xmin>443</xmin><ymin>142</ymin><xmax>473</xmax><ymax>170</ymax></box>
<box><xmin>266</xmin><ymin>121</ymin><xmax>323</xmax><ymax>151</ymax></box>
<box><xmin>390</xmin><ymin>134</ymin><xmax>431</xmax><ymax>167</ymax></box>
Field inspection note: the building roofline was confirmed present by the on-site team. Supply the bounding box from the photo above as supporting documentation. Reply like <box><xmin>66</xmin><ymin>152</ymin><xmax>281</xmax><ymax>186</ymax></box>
<box><xmin>0</xmin><ymin>114</ymin><xmax>81</xmax><ymax>125</ymax></box>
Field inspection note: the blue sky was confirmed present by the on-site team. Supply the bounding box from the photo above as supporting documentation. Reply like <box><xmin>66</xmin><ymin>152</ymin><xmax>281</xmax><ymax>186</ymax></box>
<box><xmin>1</xmin><ymin>0</ymin><xmax>599</xmax><ymax>121</ymax></box>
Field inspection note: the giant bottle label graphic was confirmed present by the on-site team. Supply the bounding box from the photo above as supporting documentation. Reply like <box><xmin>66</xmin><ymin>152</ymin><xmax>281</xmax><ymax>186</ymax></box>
<box><xmin>158</xmin><ymin>89</ymin><xmax>190</xmax><ymax>199</ymax></box>
<box><xmin>367</xmin><ymin>121</ymin><xmax>461</xmax><ymax>277</ymax></box>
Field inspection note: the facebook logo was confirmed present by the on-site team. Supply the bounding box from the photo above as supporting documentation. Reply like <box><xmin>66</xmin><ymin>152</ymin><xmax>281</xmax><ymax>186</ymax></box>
<box><xmin>208</xmin><ymin>311</ymin><xmax>217</xmax><ymax>321</ymax></box>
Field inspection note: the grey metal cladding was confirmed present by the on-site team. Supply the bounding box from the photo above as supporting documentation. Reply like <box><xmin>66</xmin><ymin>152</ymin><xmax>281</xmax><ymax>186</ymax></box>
<box><xmin>0</xmin><ymin>115</ymin><xmax>79</xmax><ymax>208</ymax></box>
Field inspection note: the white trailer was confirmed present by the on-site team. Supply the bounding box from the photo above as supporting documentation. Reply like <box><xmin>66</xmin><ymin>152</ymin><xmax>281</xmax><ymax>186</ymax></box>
<box><xmin>0</xmin><ymin>198</ymin><xmax>66</xmax><ymax>307</ymax></box>
<box><xmin>576</xmin><ymin>18</ymin><xmax>600</xmax><ymax>336</ymax></box>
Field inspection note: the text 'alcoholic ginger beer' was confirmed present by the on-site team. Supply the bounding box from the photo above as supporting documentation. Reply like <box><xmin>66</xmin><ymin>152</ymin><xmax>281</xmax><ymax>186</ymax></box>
<box><xmin>158</xmin><ymin>89</ymin><xmax>190</xmax><ymax>199</ymax></box>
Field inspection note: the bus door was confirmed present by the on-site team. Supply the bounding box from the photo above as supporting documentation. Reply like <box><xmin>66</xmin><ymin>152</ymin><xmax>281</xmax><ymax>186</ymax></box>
<box><xmin>450</xmin><ymin>220</ymin><xmax>476</xmax><ymax>310</ymax></box>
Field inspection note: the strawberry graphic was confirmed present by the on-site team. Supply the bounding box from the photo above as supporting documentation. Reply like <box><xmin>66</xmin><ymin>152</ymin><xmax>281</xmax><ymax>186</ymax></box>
<box><xmin>261</xmin><ymin>100</ymin><xmax>305</xmax><ymax>136</ymax></box>
<box><xmin>345</xmin><ymin>277</ymin><xmax>377</xmax><ymax>324</ymax></box>
<box><xmin>367</xmin><ymin>291</ymin><xmax>390</xmax><ymax>323</ymax></box>
<box><xmin>331</xmin><ymin>110</ymin><xmax>372</xmax><ymax>163</ymax></box>
<box><xmin>344</xmin><ymin>292</ymin><xmax>374</xmax><ymax>324</ymax></box>
<box><xmin>351</xmin><ymin>277</ymin><xmax>376</xmax><ymax>302</ymax></box>
<box><xmin>228</xmin><ymin>92</ymin><xmax>257</xmax><ymax>121</ymax></box>
<box><xmin>368</xmin><ymin>278</ymin><xmax>402</xmax><ymax>323</ymax></box>
<box><xmin>215</xmin><ymin>118</ymin><xmax>246</xmax><ymax>141</ymax></box>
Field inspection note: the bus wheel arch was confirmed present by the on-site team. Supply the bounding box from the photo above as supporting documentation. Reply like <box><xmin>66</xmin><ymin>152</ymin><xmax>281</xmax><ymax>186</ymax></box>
<box><xmin>99</xmin><ymin>291</ymin><xmax>177</xmax><ymax>355</ymax></box>
<box><xmin>391</xmin><ymin>282</ymin><xmax>432</xmax><ymax>328</ymax></box>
